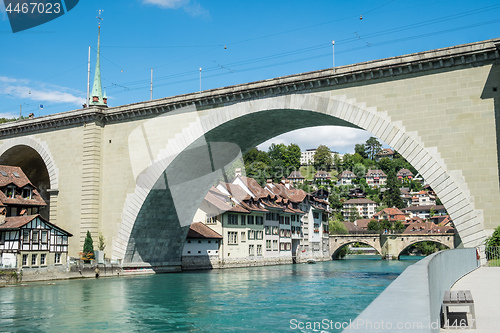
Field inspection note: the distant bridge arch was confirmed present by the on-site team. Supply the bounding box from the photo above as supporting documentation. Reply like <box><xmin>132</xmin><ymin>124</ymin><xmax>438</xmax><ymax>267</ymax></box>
<box><xmin>330</xmin><ymin>234</ymin><xmax>456</xmax><ymax>259</ymax></box>
<box><xmin>330</xmin><ymin>235</ymin><xmax>383</xmax><ymax>259</ymax></box>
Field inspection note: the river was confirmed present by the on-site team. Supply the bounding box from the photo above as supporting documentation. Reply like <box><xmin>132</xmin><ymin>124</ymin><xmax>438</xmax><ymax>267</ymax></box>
<box><xmin>0</xmin><ymin>256</ymin><xmax>422</xmax><ymax>332</ymax></box>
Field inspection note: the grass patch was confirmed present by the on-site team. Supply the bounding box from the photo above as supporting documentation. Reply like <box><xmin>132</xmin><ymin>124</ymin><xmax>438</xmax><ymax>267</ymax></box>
<box><xmin>488</xmin><ymin>259</ymin><xmax>500</xmax><ymax>267</ymax></box>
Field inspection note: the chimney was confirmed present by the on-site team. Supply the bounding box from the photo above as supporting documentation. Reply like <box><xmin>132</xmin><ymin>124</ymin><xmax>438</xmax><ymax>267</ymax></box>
<box><xmin>235</xmin><ymin>168</ymin><xmax>242</xmax><ymax>178</ymax></box>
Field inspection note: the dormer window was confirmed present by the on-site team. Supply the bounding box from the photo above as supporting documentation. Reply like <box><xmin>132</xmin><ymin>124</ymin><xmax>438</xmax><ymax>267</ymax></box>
<box><xmin>22</xmin><ymin>188</ymin><xmax>32</xmax><ymax>199</ymax></box>
<box><xmin>5</xmin><ymin>186</ymin><xmax>15</xmax><ymax>198</ymax></box>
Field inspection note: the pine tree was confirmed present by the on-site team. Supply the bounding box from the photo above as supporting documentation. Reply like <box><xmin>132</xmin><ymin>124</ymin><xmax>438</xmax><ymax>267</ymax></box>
<box><xmin>83</xmin><ymin>230</ymin><xmax>95</xmax><ymax>260</ymax></box>
<box><xmin>383</xmin><ymin>170</ymin><xmax>404</xmax><ymax>209</ymax></box>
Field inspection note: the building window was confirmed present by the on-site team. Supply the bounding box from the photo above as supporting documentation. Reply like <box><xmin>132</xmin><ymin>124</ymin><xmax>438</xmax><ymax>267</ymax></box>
<box><xmin>247</xmin><ymin>216</ymin><xmax>254</xmax><ymax>224</ymax></box>
<box><xmin>265</xmin><ymin>226</ymin><xmax>271</xmax><ymax>235</ymax></box>
<box><xmin>266</xmin><ymin>240</ymin><xmax>271</xmax><ymax>250</ymax></box>
<box><xmin>40</xmin><ymin>254</ymin><xmax>46</xmax><ymax>265</ymax></box>
<box><xmin>272</xmin><ymin>226</ymin><xmax>279</xmax><ymax>235</ymax></box>
<box><xmin>32</xmin><ymin>230</ymin><xmax>39</xmax><ymax>243</ymax></box>
<box><xmin>257</xmin><ymin>231</ymin><xmax>263</xmax><ymax>240</ymax></box>
<box><xmin>241</xmin><ymin>232</ymin><xmax>246</xmax><ymax>242</ymax></box>
<box><xmin>206</xmin><ymin>216</ymin><xmax>217</xmax><ymax>224</ymax></box>
<box><xmin>41</xmin><ymin>231</ymin><xmax>48</xmax><ymax>244</ymax></box>
<box><xmin>22</xmin><ymin>254</ymin><xmax>28</xmax><ymax>266</ymax></box>
<box><xmin>313</xmin><ymin>212</ymin><xmax>319</xmax><ymax>219</ymax></box>
<box><xmin>249</xmin><ymin>244</ymin><xmax>254</xmax><ymax>256</ymax></box>
<box><xmin>248</xmin><ymin>230</ymin><xmax>255</xmax><ymax>240</ymax></box>
<box><xmin>22</xmin><ymin>230</ymin><xmax>30</xmax><ymax>243</ymax></box>
<box><xmin>285</xmin><ymin>217</ymin><xmax>290</xmax><ymax>225</ymax></box>
<box><xmin>228</xmin><ymin>231</ymin><xmax>238</xmax><ymax>245</ymax></box>
<box><xmin>241</xmin><ymin>215</ymin><xmax>246</xmax><ymax>225</ymax></box>
<box><xmin>257</xmin><ymin>244</ymin><xmax>262</xmax><ymax>256</ymax></box>
<box><xmin>31</xmin><ymin>254</ymin><xmax>37</xmax><ymax>266</ymax></box>
<box><xmin>227</xmin><ymin>214</ymin><xmax>238</xmax><ymax>225</ymax></box>
<box><xmin>5</xmin><ymin>187</ymin><xmax>15</xmax><ymax>198</ymax></box>
<box><xmin>273</xmin><ymin>240</ymin><xmax>278</xmax><ymax>251</ymax></box>
<box><xmin>22</xmin><ymin>188</ymin><xmax>32</xmax><ymax>199</ymax></box>
<box><xmin>256</xmin><ymin>216</ymin><xmax>263</xmax><ymax>225</ymax></box>
<box><xmin>55</xmin><ymin>253</ymin><xmax>61</xmax><ymax>264</ymax></box>
<box><xmin>0</xmin><ymin>232</ymin><xmax>4</xmax><ymax>245</ymax></box>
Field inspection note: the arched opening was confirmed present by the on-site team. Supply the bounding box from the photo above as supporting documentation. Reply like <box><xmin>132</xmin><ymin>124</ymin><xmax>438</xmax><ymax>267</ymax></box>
<box><xmin>332</xmin><ymin>241</ymin><xmax>381</xmax><ymax>260</ymax></box>
<box><xmin>0</xmin><ymin>145</ymin><xmax>51</xmax><ymax>220</ymax></box>
<box><xmin>398</xmin><ymin>241</ymin><xmax>450</xmax><ymax>259</ymax></box>
<box><xmin>114</xmin><ymin>93</ymin><xmax>485</xmax><ymax>266</ymax></box>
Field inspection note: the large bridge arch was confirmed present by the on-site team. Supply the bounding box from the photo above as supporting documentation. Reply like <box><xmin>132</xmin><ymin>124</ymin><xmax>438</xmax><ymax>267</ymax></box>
<box><xmin>113</xmin><ymin>92</ymin><xmax>486</xmax><ymax>266</ymax></box>
<box><xmin>0</xmin><ymin>137</ymin><xmax>59</xmax><ymax>220</ymax></box>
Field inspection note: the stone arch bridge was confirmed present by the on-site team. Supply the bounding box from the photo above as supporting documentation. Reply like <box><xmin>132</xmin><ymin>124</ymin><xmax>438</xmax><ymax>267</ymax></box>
<box><xmin>0</xmin><ymin>38</ymin><xmax>500</xmax><ymax>271</ymax></box>
<box><xmin>329</xmin><ymin>233</ymin><xmax>457</xmax><ymax>260</ymax></box>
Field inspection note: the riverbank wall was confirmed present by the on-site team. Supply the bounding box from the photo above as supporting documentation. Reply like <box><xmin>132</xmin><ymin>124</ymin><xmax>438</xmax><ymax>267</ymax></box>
<box><xmin>181</xmin><ymin>254</ymin><xmax>331</xmax><ymax>270</ymax></box>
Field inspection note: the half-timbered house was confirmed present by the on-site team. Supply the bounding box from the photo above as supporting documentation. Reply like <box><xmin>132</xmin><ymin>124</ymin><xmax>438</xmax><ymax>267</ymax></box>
<box><xmin>0</xmin><ymin>165</ymin><xmax>72</xmax><ymax>269</ymax></box>
<box><xmin>0</xmin><ymin>215</ymin><xmax>71</xmax><ymax>268</ymax></box>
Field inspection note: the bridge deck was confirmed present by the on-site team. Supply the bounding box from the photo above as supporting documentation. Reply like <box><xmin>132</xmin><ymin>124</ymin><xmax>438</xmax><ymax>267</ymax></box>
<box><xmin>443</xmin><ymin>267</ymin><xmax>500</xmax><ymax>332</ymax></box>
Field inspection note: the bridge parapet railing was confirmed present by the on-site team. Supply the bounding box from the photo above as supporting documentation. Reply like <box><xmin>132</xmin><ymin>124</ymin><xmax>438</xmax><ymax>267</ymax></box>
<box><xmin>485</xmin><ymin>246</ymin><xmax>500</xmax><ymax>266</ymax></box>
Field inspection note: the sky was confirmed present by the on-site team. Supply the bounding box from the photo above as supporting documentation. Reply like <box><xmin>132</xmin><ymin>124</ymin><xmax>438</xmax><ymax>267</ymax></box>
<box><xmin>1</xmin><ymin>0</ymin><xmax>500</xmax><ymax>153</ymax></box>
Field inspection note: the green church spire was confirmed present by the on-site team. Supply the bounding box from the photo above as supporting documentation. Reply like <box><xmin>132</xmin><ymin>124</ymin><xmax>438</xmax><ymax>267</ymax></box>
<box><xmin>90</xmin><ymin>17</ymin><xmax>107</xmax><ymax>107</ymax></box>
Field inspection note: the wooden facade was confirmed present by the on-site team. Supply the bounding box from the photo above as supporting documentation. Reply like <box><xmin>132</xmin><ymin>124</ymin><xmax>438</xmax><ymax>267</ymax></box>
<box><xmin>0</xmin><ymin>215</ymin><xmax>71</xmax><ymax>268</ymax></box>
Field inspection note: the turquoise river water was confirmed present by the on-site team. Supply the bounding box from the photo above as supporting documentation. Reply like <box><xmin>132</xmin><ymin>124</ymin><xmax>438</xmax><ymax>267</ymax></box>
<box><xmin>0</xmin><ymin>256</ymin><xmax>421</xmax><ymax>332</ymax></box>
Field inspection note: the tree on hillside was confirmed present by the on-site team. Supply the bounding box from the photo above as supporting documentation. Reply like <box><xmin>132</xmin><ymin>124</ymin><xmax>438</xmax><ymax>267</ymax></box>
<box><xmin>333</xmin><ymin>153</ymin><xmax>342</xmax><ymax>172</ymax></box>
<box><xmin>353</xmin><ymin>163</ymin><xmax>366</xmax><ymax>179</ymax></box>
<box><xmin>378</xmin><ymin>157</ymin><xmax>394</xmax><ymax>174</ymax></box>
<box><xmin>268</xmin><ymin>143</ymin><xmax>287</xmax><ymax>180</ymax></box>
<box><xmin>245</xmin><ymin>161</ymin><xmax>271</xmax><ymax>186</ymax></box>
<box><xmin>328</xmin><ymin>193</ymin><xmax>343</xmax><ymax>212</ymax></box>
<box><xmin>355</xmin><ymin>143</ymin><xmax>368</xmax><ymax>159</ymax></box>
<box><xmin>365</xmin><ymin>137</ymin><xmax>382</xmax><ymax>160</ymax></box>
<box><xmin>342</xmin><ymin>153</ymin><xmax>354</xmax><ymax>172</ymax></box>
<box><xmin>283</xmin><ymin>143</ymin><xmax>301</xmax><ymax>171</ymax></box>
<box><xmin>382</xmin><ymin>169</ymin><xmax>405</xmax><ymax>209</ymax></box>
<box><xmin>367</xmin><ymin>219</ymin><xmax>381</xmax><ymax>231</ymax></box>
<box><xmin>314</xmin><ymin>145</ymin><xmax>333</xmax><ymax>170</ymax></box>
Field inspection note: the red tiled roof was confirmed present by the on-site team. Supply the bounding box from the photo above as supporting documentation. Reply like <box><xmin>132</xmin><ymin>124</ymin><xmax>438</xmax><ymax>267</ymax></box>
<box><xmin>354</xmin><ymin>219</ymin><xmax>373</xmax><ymax>229</ymax></box>
<box><xmin>373</xmin><ymin>207</ymin><xmax>406</xmax><ymax>221</ymax></box>
<box><xmin>342</xmin><ymin>221</ymin><xmax>363</xmax><ymax>232</ymax></box>
<box><xmin>204</xmin><ymin>188</ymin><xmax>249</xmax><ymax>213</ymax></box>
<box><xmin>0</xmin><ymin>214</ymin><xmax>72</xmax><ymax>236</ymax></box>
<box><xmin>375</xmin><ymin>148</ymin><xmax>394</xmax><ymax>156</ymax></box>
<box><xmin>339</xmin><ymin>170</ymin><xmax>356</xmax><ymax>178</ymax></box>
<box><xmin>187</xmin><ymin>222</ymin><xmax>222</xmax><ymax>239</ymax></box>
<box><xmin>238</xmin><ymin>176</ymin><xmax>270</xmax><ymax>198</ymax></box>
<box><xmin>288</xmin><ymin>171</ymin><xmax>304</xmax><ymax>179</ymax></box>
<box><xmin>0</xmin><ymin>165</ymin><xmax>35</xmax><ymax>188</ymax></box>
<box><xmin>365</xmin><ymin>169</ymin><xmax>387</xmax><ymax>177</ymax></box>
<box><xmin>403</xmin><ymin>222</ymin><xmax>454</xmax><ymax>234</ymax></box>
<box><xmin>343</xmin><ymin>198</ymin><xmax>376</xmax><ymax>205</ymax></box>
<box><xmin>218</xmin><ymin>182</ymin><xmax>251</xmax><ymax>202</ymax></box>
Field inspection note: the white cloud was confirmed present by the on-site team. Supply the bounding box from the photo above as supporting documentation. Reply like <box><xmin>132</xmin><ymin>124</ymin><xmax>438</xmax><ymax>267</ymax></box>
<box><xmin>0</xmin><ymin>76</ymin><xmax>85</xmax><ymax>106</ymax></box>
<box><xmin>141</xmin><ymin>0</ymin><xmax>209</xmax><ymax>17</ymax></box>
<box><xmin>257</xmin><ymin>126</ymin><xmax>388</xmax><ymax>154</ymax></box>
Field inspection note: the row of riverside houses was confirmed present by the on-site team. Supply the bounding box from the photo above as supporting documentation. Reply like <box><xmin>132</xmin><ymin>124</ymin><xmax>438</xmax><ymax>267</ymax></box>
<box><xmin>0</xmin><ymin>165</ymin><xmax>72</xmax><ymax>275</ymax></box>
<box><xmin>182</xmin><ymin>171</ymin><xmax>330</xmax><ymax>270</ymax></box>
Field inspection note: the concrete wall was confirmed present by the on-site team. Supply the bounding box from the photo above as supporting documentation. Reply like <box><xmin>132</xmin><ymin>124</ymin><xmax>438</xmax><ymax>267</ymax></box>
<box><xmin>343</xmin><ymin>248</ymin><xmax>479</xmax><ymax>332</ymax></box>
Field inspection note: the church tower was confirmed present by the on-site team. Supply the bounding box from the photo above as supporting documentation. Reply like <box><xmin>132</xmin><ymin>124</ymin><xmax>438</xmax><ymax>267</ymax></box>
<box><xmin>90</xmin><ymin>12</ymin><xmax>107</xmax><ymax>107</ymax></box>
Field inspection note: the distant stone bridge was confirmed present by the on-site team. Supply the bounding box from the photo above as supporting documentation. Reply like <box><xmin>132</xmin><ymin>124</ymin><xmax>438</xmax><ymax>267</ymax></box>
<box><xmin>329</xmin><ymin>233</ymin><xmax>457</xmax><ymax>259</ymax></box>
